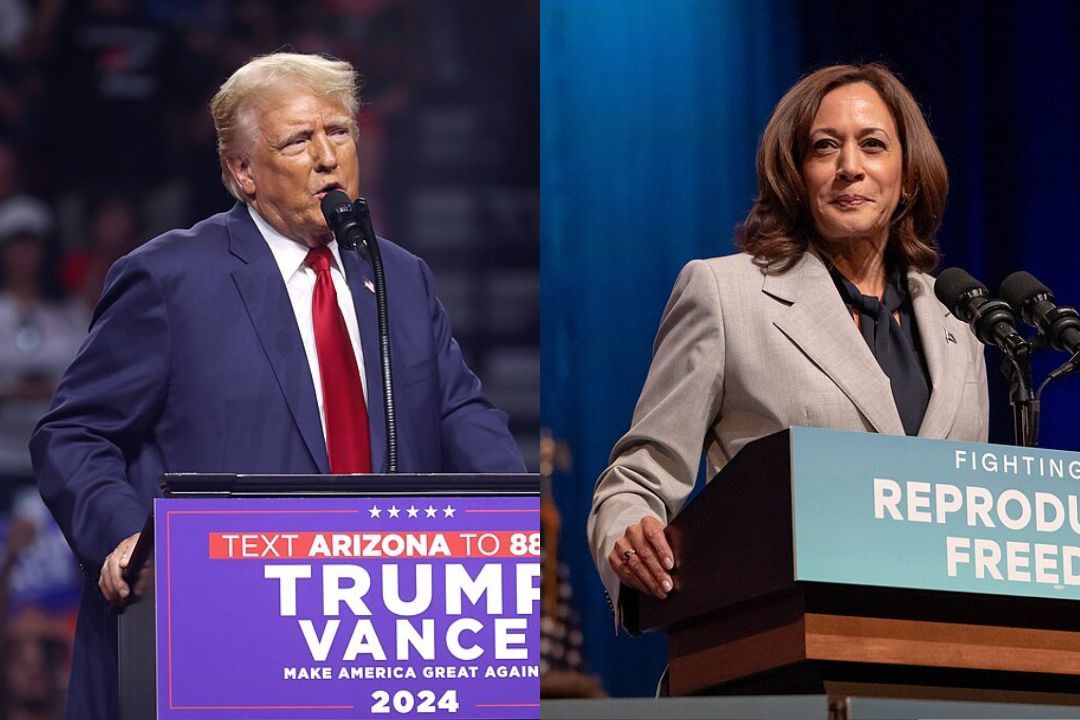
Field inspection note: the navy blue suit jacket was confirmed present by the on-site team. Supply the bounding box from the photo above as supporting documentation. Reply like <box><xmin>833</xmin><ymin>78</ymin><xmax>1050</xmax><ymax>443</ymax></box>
<box><xmin>29</xmin><ymin>203</ymin><xmax>525</xmax><ymax>719</ymax></box>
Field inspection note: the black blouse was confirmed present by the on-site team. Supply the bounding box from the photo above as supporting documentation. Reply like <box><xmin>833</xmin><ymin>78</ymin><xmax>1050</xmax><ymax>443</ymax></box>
<box><xmin>830</xmin><ymin>266</ymin><xmax>932</xmax><ymax>436</ymax></box>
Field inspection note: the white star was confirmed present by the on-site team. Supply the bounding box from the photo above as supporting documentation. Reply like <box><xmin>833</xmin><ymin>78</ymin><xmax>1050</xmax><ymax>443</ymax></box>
<box><xmin>442</xmin><ymin>505</ymin><xmax>456</xmax><ymax>518</ymax></box>
<box><xmin>406</xmin><ymin>505</ymin><xmax>419</xmax><ymax>518</ymax></box>
<box><xmin>424</xmin><ymin>505</ymin><xmax>437</xmax><ymax>518</ymax></box>
<box><xmin>369</xmin><ymin>506</ymin><xmax>382</xmax><ymax>518</ymax></box>
<box><xmin>387</xmin><ymin>506</ymin><xmax>400</xmax><ymax>518</ymax></box>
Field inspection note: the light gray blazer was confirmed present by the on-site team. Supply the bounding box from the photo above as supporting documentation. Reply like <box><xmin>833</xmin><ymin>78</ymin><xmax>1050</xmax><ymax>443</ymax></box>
<box><xmin>587</xmin><ymin>251</ymin><xmax>989</xmax><ymax>620</ymax></box>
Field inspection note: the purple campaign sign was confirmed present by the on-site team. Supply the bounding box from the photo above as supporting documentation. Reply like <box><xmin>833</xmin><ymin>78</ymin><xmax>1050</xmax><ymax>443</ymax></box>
<box><xmin>154</xmin><ymin>496</ymin><xmax>540</xmax><ymax>719</ymax></box>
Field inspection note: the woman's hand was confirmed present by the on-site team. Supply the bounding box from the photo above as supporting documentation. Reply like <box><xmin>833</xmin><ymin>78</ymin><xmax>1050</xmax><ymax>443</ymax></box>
<box><xmin>608</xmin><ymin>515</ymin><xmax>675</xmax><ymax>599</ymax></box>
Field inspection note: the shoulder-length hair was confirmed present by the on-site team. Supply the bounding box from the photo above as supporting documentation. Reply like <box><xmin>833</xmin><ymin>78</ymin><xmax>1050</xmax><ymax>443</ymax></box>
<box><xmin>736</xmin><ymin>63</ymin><xmax>948</xmax><ymax>273</ymax></box>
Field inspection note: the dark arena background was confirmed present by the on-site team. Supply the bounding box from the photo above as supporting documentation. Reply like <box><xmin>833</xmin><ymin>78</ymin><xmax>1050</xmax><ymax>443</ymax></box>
<box><xmin>0</xmin><ymin>1</ymin><xmax>537</xmax><ymax>716</ymax></box>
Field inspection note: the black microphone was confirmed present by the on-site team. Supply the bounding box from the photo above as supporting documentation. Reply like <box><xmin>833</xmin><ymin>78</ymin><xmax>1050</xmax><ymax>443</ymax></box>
<box><xmin>1000</xmin><ymin>271</ymin><xmax>1080</xmax><ymax>357</ymax></box>
<box><xmin>318</xmin><ymin>189</ymin><xmax>398</xmax><ymax>472</ymax></box>
<box><xmin>934</xmin><ymin>267</ymin><xmax>1026</xmax><ymax>351</ymax></box>
<box><xmin>320</xmin><ymin>189</ymin><xmax>367</xmax><ymax>253</ymax></box>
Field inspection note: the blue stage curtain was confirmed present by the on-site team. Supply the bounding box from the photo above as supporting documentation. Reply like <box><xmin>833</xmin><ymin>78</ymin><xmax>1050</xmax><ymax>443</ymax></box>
<box><xmin>541</xmin><ymin>0</ymin><xmax>800</xmax><ymax>696</ymax></box>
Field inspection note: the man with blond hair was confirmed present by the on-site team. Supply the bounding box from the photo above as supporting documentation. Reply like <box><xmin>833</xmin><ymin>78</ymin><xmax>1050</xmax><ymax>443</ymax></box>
<box><xmin>30</xmin><ymin>52</ymin><xmax>524</xmax><ymax>720</ymax></box>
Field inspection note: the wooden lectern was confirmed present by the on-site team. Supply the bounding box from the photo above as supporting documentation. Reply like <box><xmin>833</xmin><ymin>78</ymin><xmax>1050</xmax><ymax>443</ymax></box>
<box><xmin>622</xmin><ymin>429</ymin><xmax>1080</xmax><ymax>705</ymax></box>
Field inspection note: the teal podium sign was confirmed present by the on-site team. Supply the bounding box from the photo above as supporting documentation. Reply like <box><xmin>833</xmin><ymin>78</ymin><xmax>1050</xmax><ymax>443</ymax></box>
<box><xmin>791</xmin><ymin>427</ymin><xmax>1080</xmax><ymax>600</ymax></box>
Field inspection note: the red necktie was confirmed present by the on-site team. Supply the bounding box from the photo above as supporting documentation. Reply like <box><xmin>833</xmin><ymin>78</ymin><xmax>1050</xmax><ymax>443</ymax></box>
<box><xmin>305</xmin><ymin>246</ymin><xmax>372</xmax><ymax>473</ymax></box>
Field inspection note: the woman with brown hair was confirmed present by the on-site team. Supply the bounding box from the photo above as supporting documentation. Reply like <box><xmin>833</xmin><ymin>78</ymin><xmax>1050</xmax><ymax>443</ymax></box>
<box><xmin>587</xmin><ymin>64</ymin><xmax>989</xmax><ymax>616</ymax></box>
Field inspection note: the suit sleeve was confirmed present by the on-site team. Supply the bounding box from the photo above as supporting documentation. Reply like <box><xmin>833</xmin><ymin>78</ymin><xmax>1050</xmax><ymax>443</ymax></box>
<box><xmin>587</xmin><ymin>259</ymin><xmax>726</xmax><ymax>622</ymax></box>
<box><xmin>415</xmin><ymin>256</ymin><xmax>526</xmax><ymax>473</ymax></box>
<box><xmin>30</xmin><ymin>252</ymin><xmax>170</xmax><ymax>573</ymax></box>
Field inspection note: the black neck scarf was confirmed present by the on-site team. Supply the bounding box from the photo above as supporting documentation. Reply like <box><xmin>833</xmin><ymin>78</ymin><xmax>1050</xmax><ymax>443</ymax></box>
<box><xmin>831</xmin><ymin>266</ymin><xmax>931</xmax><ymax>436</ymax></box>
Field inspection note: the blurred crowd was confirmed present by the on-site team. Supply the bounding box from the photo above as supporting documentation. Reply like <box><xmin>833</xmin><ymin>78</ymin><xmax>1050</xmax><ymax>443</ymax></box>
<box><xmin>0</xmin><ymin>0</ymin><xmax>539</xmax><ymax>716</ymax></box>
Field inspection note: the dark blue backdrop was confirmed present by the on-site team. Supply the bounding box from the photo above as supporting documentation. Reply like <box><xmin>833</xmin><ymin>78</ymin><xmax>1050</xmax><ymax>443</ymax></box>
<box><xmin>541</xmin><ymin>0</ymin><xmax>1080</xmax><ymax>698</ymax></box>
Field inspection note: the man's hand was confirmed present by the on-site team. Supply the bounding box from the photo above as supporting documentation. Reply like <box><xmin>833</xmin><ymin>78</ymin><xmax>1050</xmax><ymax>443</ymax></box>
<box><xmin>99</xmin><ymin>532</ymin><xmax>141</xmax><ymax>609</ymax></box>
<box><xmin>607</xmin><ymin>515</ymin><xmax>675</xmax><ymax>599</ymax></box>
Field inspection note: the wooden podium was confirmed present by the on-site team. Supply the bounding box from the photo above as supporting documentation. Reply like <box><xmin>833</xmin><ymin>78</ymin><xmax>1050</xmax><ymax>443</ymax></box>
<box><xmin>622</xmin><ymin>429</ymin><xmax>1080</xmax><ymax>705</ymax></box>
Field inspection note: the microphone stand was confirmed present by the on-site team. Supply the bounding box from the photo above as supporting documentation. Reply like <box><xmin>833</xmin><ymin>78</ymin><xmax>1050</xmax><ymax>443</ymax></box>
<box><xmin>353</xmin><ymin>197</ymin><xmax>398</xmax><ymax>473</ymax></box>
<box><xmin>1032</xmin><ymin>351</ymin><xmax>1080</xmax><ymax>433</ymax></box>
<box><xmin>999</xmin><ymin>334</ymin><xmax>1038</xmax><ymax>447</ymax></box>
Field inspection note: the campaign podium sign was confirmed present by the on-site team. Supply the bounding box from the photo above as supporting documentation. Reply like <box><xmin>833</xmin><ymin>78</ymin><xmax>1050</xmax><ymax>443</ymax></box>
<box><xmin>788</xmin><ymin>427</ymin><xmax>1080</xmax><ymax>599</ymax></box>
<box><xmin>623</xmin><ymin>429</ymin><xmax>1080</xmax><ymax>701</ymax></box>
<box><xmin>118</xmin><ymin>474</ymin><xmax>540</xmax><ymax>720</ymax></box>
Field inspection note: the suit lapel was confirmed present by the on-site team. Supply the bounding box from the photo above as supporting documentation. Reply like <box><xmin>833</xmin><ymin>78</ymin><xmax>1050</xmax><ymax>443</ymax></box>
<box><xmin>226</xmin><ymin>204</ymin><xmax>329</xmax><ymax>473</ymax></box>
<box><xmin>765</xmin><ymin>252</ymin><xmax>905</xmax><ymax>435</ymax></box>
<box><xmin>909</xmin><ymin>272</ymin><xmax>964</xmax><ymax>438</ymax></box>
<box><xmin>341</xmin><ymin>249</ymin><xmax>387</xmax><ymax>473</ymax></box>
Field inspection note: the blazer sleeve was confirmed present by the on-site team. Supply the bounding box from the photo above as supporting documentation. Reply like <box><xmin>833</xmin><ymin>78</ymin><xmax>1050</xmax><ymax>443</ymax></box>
<box><xmin>30</xmin><ymin>252</ymin><xmax>170</xmax><ymax>573</ymax></box>
<box><xmin>587</xmin><ymin>259</ymin><xmax>726</xmax><ymax>619</ymax></box>
<box><xmin>415</xmin><ymin>256</ymin><xmax>526</xmax><ymax>473</ymax></box>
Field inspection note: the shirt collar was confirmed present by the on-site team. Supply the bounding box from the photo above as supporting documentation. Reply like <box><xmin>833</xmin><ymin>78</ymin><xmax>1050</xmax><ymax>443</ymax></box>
<box><xmin>246</xmin><ymin>204</ymin><xmax>345</xmax><ymax>281</ymax></box>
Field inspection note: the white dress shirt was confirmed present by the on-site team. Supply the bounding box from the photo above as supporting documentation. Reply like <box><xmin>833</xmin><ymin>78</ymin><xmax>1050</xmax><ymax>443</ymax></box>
<box><xmin>247</xmin><ymin>205</ymin><xmax>368</xmax><ymax>442</ymax></box>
